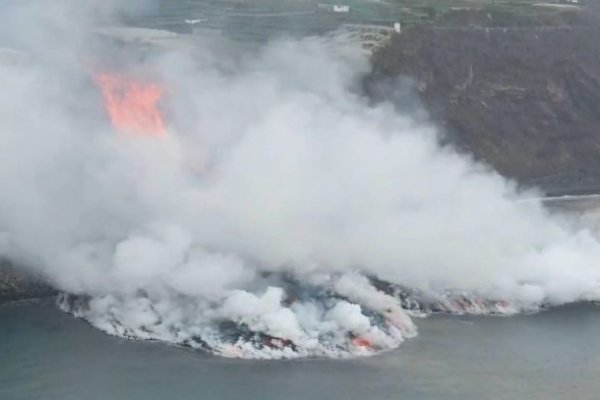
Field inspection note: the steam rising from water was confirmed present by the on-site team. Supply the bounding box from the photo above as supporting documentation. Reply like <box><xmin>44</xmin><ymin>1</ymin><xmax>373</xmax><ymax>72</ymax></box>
<box><xmin>2</xmin><ymin>1</ymin><xmax>600</xmax><ymax>357</ymax></box>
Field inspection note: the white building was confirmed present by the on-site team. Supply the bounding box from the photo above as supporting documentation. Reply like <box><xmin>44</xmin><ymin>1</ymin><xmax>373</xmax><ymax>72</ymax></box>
<box><xmin>333</xmin><ymin>5</ymin><xmax>350</xmax><ymax>13</ymax></box>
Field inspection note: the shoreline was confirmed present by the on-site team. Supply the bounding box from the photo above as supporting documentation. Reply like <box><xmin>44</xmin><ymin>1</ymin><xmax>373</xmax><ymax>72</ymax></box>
<box><xmin>0</xmin><ymin>264</ymin><xmax>56</xmax><ymax>304</ymax></box>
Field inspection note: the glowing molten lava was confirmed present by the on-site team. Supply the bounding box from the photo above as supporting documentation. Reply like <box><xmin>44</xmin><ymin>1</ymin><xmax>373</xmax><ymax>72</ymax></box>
<box><xmin>94</xmin><ymin>73</ymin><xmax>166</xmax><ymax>137</ymax></box>
<box><xmin>352</xmin><ymin>337</ymin><xmax>374</xmax><ymax>349</ymax></box>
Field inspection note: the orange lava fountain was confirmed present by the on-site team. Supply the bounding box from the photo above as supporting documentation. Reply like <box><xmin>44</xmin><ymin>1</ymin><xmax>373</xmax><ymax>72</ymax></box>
<box><xmin>94</xmin><ymin>73</ymin><xmax>167</xmax><ymax>137</ymax></box>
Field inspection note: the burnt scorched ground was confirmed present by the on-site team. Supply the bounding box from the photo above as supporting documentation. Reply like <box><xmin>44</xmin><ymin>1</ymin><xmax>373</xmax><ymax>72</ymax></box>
<box><xmin>365</xmin><ymin>11</ymin><xmax>600</xmax><ymax>195</ymax></box>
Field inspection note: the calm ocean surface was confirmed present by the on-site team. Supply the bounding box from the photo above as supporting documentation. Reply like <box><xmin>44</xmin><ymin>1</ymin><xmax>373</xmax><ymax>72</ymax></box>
<box><xmin>2</xmin><ymin>300</ymin><xmax>600</xmax><ymax>400</ymax></box>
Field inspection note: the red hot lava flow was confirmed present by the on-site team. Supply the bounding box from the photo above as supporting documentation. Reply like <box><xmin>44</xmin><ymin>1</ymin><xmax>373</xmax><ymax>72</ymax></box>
<box><xmin>94</xmin><ymin>73</ymin><xmax>167</xmax><ymax>137</ymax></box>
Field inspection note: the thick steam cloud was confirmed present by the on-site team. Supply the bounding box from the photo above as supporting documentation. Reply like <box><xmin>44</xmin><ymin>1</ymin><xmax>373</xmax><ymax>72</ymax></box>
<box><xmin>2</xmin><ymin>0</ymin><xmax>600</xmax><ymax>358</ymax></box>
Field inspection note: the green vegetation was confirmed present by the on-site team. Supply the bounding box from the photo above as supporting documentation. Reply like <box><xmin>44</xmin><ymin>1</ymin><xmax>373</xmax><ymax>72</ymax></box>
<box><xmin>135</xmin><ymin>0</ymin><xmax>587</xmax><ymax>41</ymax></box>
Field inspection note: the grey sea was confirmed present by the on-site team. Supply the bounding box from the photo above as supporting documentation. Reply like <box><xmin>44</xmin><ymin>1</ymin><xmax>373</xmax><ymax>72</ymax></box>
<box><xmin>2</xmin><ymin>299</ymin><xmax>600</xmax><ymax>400</ymax></box>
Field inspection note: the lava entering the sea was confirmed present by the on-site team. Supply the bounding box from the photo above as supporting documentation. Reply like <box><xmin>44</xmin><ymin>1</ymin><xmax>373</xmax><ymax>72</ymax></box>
<box><xmin>94</xmin><ymin>73</ymin><xmax>166</xmax><ymax>137</ymax></box>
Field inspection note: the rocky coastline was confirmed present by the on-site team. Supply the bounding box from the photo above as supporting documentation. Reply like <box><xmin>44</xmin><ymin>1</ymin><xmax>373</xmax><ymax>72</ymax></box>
<box><xmin>0</xmin><ymin>262</ymin><xmax>56</xmax><ymax>303</ymax></box>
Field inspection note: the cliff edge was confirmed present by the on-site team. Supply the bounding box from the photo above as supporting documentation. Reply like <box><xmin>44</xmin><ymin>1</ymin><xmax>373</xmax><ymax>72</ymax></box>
<box><xmin>366</xmin><ymin>7</ymin><xmax>600</xmax><ymax>195</ymax></box>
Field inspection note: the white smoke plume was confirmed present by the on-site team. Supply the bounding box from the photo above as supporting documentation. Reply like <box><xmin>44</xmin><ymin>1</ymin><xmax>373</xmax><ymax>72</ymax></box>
<box><xmin>2</xmin><ymin>0</ymin><xmax>600</xmax><ymax>357</ymax></box>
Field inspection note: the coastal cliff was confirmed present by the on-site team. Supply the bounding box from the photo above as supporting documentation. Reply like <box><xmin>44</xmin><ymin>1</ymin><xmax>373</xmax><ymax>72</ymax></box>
<box><xmin>0</xmin><ymin>262</ymin><xmax>55</xmax><ymax>303</ymax></box>
<box><xmin>366</xmin><ymin>8</ymin><xmax>600</xmax><ymax>195</ymax></box>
